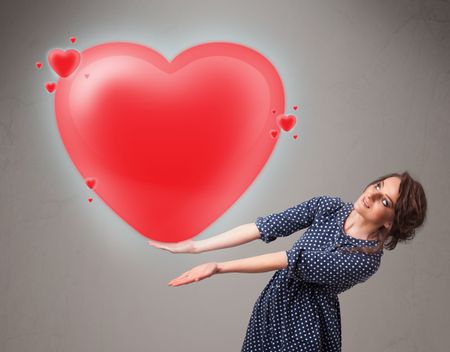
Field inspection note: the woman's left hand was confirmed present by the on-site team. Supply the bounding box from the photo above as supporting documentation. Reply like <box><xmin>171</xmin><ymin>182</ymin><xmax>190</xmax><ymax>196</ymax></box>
<box><xmin>168</xmin><ymin>262</ymin><xmax>219</xmax><ymax>287</ymax></box>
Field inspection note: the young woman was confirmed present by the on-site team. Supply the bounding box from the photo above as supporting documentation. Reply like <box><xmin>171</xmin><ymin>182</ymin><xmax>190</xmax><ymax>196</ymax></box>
<box><xmin>148</xmin><ymin>171</ymin><xmax>427</xmax><ymax>352</ymax></box>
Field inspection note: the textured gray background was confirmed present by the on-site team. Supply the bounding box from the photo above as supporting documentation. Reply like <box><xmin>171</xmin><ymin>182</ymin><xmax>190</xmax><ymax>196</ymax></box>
<box><xmin>1</xmin><ymin>0</ymin><xmax>449</xmax><ymax>351</ymax></box>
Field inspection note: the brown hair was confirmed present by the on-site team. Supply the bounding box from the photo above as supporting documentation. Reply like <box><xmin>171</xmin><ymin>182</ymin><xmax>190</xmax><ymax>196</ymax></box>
<box><xmin>344</xmin><ymin>171</ymin><xmax>427</xmax><ymax>255</ymax></box>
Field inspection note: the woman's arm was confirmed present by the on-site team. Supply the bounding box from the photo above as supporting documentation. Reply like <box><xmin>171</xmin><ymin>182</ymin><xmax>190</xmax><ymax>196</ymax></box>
<box><xmin>168</xmin><ymin>251</ymin><xmax>288</xmax><ymax>286</ymax></box>
<box><xmin>194</xmin><ymin>223</ymin><xmax>261</xmax><ymax>253</ymax></box>
<box><xmin>149</xmin><ymin>223</ymin><xmax>261</xmax><ymax>254</ymax></box>
<box><xmin>216</xmin><ymin>251</ymin><xmax>288</xmax><ymax>274</ymax></box>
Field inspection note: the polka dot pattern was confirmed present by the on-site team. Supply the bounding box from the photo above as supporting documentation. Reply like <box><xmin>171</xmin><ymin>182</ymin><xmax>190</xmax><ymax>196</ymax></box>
<box><xmin>241</xmin><ymin>196</ymin><xmax>383</xmax><ymax>351</ymax></box>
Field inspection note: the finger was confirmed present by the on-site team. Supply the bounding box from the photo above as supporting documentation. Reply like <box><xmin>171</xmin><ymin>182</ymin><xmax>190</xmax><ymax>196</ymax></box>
<box><xmin>148</xmin><ymin>243</ymin><xmax>173</xmax><ymax>253</ymax></box>
<box><xmin>170</xmin><ymin>274</ymin><xmax>204</xmax><ymax>286</ymax></box>
<box><xmin>169</xmin><ymin>277</ymin><xmax>193</xmax><ymax>286</ymax></box>
<box><xmin>172</xmin><ymin>273</ymin><xmax>198</xmax><ymax>284</ymax></box>
<box><xmin>147</xmin><ymin>241</ymin><xmax>162</xmax><ymax>248</ymax></box>
<box><xmin>169</xmin><ymin>280</ymin><xmax>185</xmax><ymax>286</ymax></box>
<box><xmin>168</xmin><ymin>276</ymin><xmax>183</xmax><ymax>284</ymax></box>
<box><xmin>168</xmin><ymin>274</ymin><xmax>189</xmax><ymax>285</ymax></box>
<box><xmin>170</xmin><ymin>267</ymin><xmax>197</xmax><ymax>282</ymax></box>
<box><xmin>147</xmin><ymin>240</ymin><xmax>170</xmax><ymax>248</ymax></box>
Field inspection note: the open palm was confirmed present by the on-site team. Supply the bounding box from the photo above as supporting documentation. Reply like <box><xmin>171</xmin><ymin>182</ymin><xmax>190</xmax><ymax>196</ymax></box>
<box><xmin>168</xmin><ymin>262</ymin><xmax>219</xmax><ymax>287</ymax></box>
<box><xmin>147</xmin><ymin>239</ymin><xmax>196</xmax><ymax>254</ymax></box>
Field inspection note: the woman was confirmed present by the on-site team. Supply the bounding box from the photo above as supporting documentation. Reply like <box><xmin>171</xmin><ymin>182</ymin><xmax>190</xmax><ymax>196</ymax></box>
<box><xmin>148</xmin><ymin>171</ymin><xmax>427</xmax><ymax>351</ymax></box>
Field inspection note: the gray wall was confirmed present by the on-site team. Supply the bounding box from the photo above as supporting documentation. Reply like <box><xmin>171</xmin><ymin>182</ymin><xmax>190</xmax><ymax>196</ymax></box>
<box><xmin>1</xmin><ymin>0</ymin><xmax>449</xmax><ymax>351</ymax></box>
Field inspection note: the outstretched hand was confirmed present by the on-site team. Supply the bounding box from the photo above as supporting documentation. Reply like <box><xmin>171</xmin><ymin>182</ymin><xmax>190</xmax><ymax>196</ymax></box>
<box><xmin>168</xmin><ymin>262</ymin><xmax>219</xmax><ymax>287</ymax></box>
<box><xmin>147</xmin><ymin>239</ymin><xmax>197</xmax><ymax>254</ymax></box>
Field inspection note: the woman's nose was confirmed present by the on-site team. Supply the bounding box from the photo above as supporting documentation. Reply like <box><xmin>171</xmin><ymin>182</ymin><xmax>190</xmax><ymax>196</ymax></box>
<box><xmin>367</xmin><ymin>192</ymin><xmax>379</xmax><ymax>201</ymax></box>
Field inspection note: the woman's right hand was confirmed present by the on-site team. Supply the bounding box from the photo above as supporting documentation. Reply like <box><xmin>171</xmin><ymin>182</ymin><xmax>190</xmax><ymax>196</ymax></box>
<box><xmin>147</xmin><ymin>239</ymin><xmax>197</xmax><ymax>254</ymax></box>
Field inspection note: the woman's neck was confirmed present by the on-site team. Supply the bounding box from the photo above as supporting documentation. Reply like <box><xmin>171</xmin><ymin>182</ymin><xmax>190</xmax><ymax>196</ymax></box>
<box><xmin>344</xmin><ymin>210</ymin><xmax>380</xmax><ymax>241</ymax></box>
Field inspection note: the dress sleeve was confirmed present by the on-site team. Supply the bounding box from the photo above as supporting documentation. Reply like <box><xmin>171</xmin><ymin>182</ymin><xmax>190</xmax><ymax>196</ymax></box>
<box><xmin>285</xmin><ymin>246</ymin><xmax>382</xmax><ymax>287</ymax></box>
<box><xmin>255</xmin><ymin>196</ymin><xmax>325</xmax><ymax>243</ymax></box>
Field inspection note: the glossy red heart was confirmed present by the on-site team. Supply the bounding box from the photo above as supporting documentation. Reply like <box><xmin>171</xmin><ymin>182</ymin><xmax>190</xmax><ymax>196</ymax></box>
<box><xmin>54</xmin><ymin>42</ymin><xmax>284</xmax><ymax>242</ymax></box>
<box><xmin>48</xmin><ymin>49</ymin><xmax>81</xmax><ymax>77</ymax></box>
<box><xmin>276</xmin><ymin>114</ymin><xmax>296</xmax><ymax>131</ymax></box>
<box><xmin>270</xmin><ymin>130</ymin><xmax>279</xmax><ymax>138</ymax></box>
<box><xmin>85</xmin><ymin>177</ymin><xmax>96</xmax><ymax>189</ymax></box>
<box><xmin>45</xmin><ymin>82</ymin><xmax>56</xmax><ymax>93</ymax></box>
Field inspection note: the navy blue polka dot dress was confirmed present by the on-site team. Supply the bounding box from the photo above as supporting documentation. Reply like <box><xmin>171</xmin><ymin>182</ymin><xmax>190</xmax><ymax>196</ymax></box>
<box><xmin>241</xmin><ymin>196</ymin><xmax>383</xmax><ymax>352</ymax></box>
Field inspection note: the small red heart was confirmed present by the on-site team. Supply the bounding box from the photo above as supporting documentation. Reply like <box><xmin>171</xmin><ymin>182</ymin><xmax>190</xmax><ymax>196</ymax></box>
<box><xmin>70</xmin><ymin>36</ymin><xmax>77</xmax><ymax>43</ymax></box>
<box><xmin>36</xmin><ymin>62</ymin><xmax>43</xmax><ymax>69</ymax></box>
<box><xmin>85</xmin><ymin>177</ymin><xmax>96</xmax><ymax>189</ymax></box>
<box><xmin>276</xmin><ymin>114</ymin><xmax>296</xmax><ymax>132</ymax></box>
<box><xmin>270</xmin><ymin>129</ymin><xmax>279</xmax><ymax>138</ymax></box>
<box><xmin>293</xmin><ymin>134</ymin><xmax>298</xmax><ymax>140</ymax></box>
<box><xmin>293</xmin><ymin>105</ymin><xmax>298</xmax><ymax>110</ymax></box>
<box><xmin>48</xmin><ymin>49</ymin><xmax>81</xmax><ymax>77</ymax></box>
<box><xmin>45</xmin><ymin>82</ymin><xmax>56</xmax><ymax>93</ymax></box>
<box><xmin>271</xmin><ymin>109</ymin><xmax>276</xmax><ymax>114</ymax></box>
<box><xmin>84</xmin><ymin>73</ymin><xmax>90</xmax><ymax>79</ymax></box>
<box><xmin>88</xmin><ymin>197</ymin><xmax>93</xmax><ymax>202</ymax></box>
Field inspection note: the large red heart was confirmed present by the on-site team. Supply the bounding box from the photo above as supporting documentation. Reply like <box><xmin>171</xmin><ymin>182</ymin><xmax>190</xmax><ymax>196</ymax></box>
<box><xmin>54</xmin><ymin>42</ymin><xmax>284</xmax><ymax>242</ymax></box>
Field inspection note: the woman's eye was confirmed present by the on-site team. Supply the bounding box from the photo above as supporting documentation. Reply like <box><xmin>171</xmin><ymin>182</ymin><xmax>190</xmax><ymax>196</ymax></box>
<box><xmin>375</xmin><ymin>183</ymin><xmax>390</xmax><ymax>207</ymax></box>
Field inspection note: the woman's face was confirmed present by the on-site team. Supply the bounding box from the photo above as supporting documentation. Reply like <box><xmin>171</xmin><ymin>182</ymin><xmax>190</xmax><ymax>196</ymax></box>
<box><xmin>354</xmin><ymin>176</ymin><xmax>401</xmax><ymax>230</ymax></box>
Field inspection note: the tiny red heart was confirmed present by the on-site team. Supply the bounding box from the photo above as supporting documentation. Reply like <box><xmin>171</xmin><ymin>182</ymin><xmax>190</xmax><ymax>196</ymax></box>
<box><xmin>70</xmin><ymin>36</ymin><xmax>77</xmax><ymax>43</ymax></box>
<box><xmin>35</xmin><ymin>62</ymin><xmax>43</xmax><ymax>69</ymax></box>
<box><xmin>45</xmin><ymin>82</ymin><xmax>56</xmax><ymax>93</ymax></box>
<box><xmin>48</xmin><ymin>49</ymin><xmax>81</xmax><ymax>77</ymax></box>
<box><xmin>276</xmin><ymin>114</ymin><xmax>296</xmax><ymax>132</ymax></box>
<box><xmin>88</xmin><ymin>197</ymin><xmax>93</xmax><ymax>202</ymax></box>
<box><xmin>84</xmin><ymin>73</ymin><xmax>90</xmax><ymax>79</ymax></box>
<box><xmin>271</xmin><ymin>109</ymin><xmax>276</xmax><ymax>114</ymax></box>
<box><xmin>293</xmin><ymin>105</ymin><xmax>298</xmax><ymax>110</ymax></box>
<box><xmin>270</xmin><ymin>129</ymin><xmax>279</xmax><ymax>138</ymax></box>
<box><xmin>85</xmin><ymin>177</ymin><xmax>97</xmax><ymax>189</ymax></box>
<box><xmin>293</xmin><ymin>134</ymin><xmax>298</xmax><ymax>140</ymax></box>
